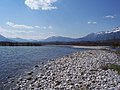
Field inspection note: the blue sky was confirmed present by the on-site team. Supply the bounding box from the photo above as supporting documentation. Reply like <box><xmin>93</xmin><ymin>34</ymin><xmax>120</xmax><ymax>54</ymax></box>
<box><xmin>0</xmin><ymin>0</ymin><xmax>120</xmax><ymax>39</ymax></box>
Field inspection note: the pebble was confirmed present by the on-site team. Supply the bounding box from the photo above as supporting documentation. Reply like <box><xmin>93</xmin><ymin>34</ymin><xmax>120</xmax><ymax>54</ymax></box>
<box><xmin>10</xmin><ymin>50</ymin><xmax>120</xmax><ymax>90</ymax></box>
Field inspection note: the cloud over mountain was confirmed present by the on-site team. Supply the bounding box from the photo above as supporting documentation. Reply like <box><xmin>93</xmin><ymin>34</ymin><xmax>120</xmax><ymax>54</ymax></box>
<box><xmin>6</xmin><ymin>21</ymin><xmax>53</xmax><ymax>30</ymax></box>
<box><xmin>25</xmin><ymin>0</ymin><xmax>58</xmax><ymax>10</ymax></box>
<box><xmin>6</xmin><ymin>21</ymin><xmax>34</xmax><ymax>29</ymax></box>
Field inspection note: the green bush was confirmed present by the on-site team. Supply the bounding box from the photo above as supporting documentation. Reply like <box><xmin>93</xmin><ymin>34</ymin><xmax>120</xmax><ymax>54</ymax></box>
<box><xmin>108</xmin><ymin>64</ymin><xmax>120</xmax><ymax>74</ymax></box>
<box><xmin>101</xmin><ymin>64</ymin><xmax>120</xmax><ymax>74</ymax></box>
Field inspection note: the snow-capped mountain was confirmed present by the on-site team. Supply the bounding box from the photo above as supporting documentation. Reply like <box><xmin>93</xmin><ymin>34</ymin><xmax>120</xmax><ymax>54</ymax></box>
<box><xmin>45</xmin><ymin>27</ymin><xmax>120</xmax><ymax>42</ymax></box>
<box><xmin>76</xmin><ymin>27</ymin><xmax>120</xmax><ymax>41</ymax></box>
<box><xmin>0</xmin><ymin>27</ymin><xmax>120</xmax><ymax>42</ymax></box>
<box><xmin>0</xmin><ymin>34</ymin><xmax>12</xmax><ymax>42</ymax></box>
<box><xmin>45</xmin><ymin>36</ymin><xmax>75</xmax><ymax>42</ymax></box>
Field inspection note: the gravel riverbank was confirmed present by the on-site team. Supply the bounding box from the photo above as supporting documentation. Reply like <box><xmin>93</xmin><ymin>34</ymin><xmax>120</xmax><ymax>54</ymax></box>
<box><xmin>10</xmin><ymin>50</ymin><xmax>120</xmax><ymax>90</ymax></box>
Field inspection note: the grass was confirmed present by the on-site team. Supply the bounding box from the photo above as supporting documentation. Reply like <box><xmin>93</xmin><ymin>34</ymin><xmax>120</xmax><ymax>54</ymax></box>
<box><xmin>101</xmin><ymin>64</ymin><xmax>120</xmax><ymax>75</ymax></box>
<box><xmin>115</xmin><ymin>50</ymin><xmax>120</xmax><ymax>54</ymax></box>
<box><xmin>108</xmin><ymin>64</ymin><xmax>120</xmax><ymax>74</ymax></box>
<box><xmin>100</xmin><ymin>47</ymin><xmax>120</xmax><ymax>74</ymax></box>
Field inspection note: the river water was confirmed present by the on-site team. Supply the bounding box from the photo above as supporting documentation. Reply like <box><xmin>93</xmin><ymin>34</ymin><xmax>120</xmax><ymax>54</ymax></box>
<box><xmin>0</xmin><ymin>45</ymin><xmax>89</xmax><ymax>89</ymax></box>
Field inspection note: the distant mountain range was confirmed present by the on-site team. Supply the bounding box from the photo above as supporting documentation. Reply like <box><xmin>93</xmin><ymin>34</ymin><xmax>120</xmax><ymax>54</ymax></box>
<box><xmin>44</xmin><ymin>27</ymin><xmax>120</xmax><ymax>42</ymax></box>
<box><xmin>9</xmin><ymin>38</ymin><xmax>40</xmax><ymax>42</ymax></box>
<box><xmin>76</xmin><ymin>27</ymin><xmax>120</xmax><ymax>41</ymax></box>
<box><xmin>44</xmin><ymin>36</ymin><xmax>75</xmax><ymax>42</ymax></box>
<box><xmin>0</xmin><ymin>27</ymin><xmax>120</xmax><ymax>42</ymax></box>
<box><xmin>9</xmin><ymin>38</ymin><xmax>31</xmax><ymax>42</ymax></box>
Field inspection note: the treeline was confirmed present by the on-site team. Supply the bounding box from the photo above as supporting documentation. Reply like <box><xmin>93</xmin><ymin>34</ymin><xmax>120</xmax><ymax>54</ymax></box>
<box><xmin>0</xmin><ymin>42</ymin><xmax>42</xmax><ymax>46</ymax></box>
<box><xmin>42</xmin><ymin>39</ymin><xmax>120</xmax><ymax>47</ymax></box>
<box><xmin>0</xmin><ymin>39</ymin><xmax>120</xmax><ymax>47</ymax></box>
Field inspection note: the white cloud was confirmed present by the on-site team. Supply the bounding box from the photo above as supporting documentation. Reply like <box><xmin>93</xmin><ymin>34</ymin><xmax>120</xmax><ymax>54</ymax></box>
<box><xmin>35</xmin><ymin>26</ymin><xmax>47</xmax><ymax>29</ymax></box>
<box><xmin>48</xmin><ymin>25</ymin><xmax>53</xmax><ymax>29</ymax></box>
<box><xmin>25</xmin><ymin>0</ymin><xmax>58</xmax><ymax>10</ymax></box>
<box><xmin>42</xmin><ymin>26</ymin><xmax>47</xmax><ymax>29</ymax></box>
<box><xmin>6</xmin><ymin>21</ymin><xmax>34</xmax><ymax>29</ymax></box>
<box><xmin>50</xmin><ymin>31</ymin><xmax>54</xmax><ymax>34</ymax></box>
<box><xmin>0</xmin><ymin>26</ymin><xmax>56</xmax><ymax>39</ymax></box>
<box><xmin>6</xmin><ymin>21</ymin><xmax>53</xmax><ymax>30</ymax></box>
<box><xmin>0</xmin><ymin>26</ymin><xmax>52</xmax><ymax>39</ymax></box>
<box><xmin>0</xmin><ymin>27</ymin><xmax>27</xmax><ymax>38</ymax></box>
<box><xmin>35</xmin><ymin>26</ymin><xmax>41</xmax><ymax>28</ymax></box>
<box><xmin>35</xmin><ymin>25</ymin><xmax>53</xmax><ymax>30</ymax></box>
<box><xmin>105</xmin><ymin>15</ymin><xmax>115</xmax><ymax>19</ymax></box>
<box><xmin>0</xmin><ymin>26</ymin><xmax>33</xmax><ymax>34</ymax></box>
<box><xmin>88</xmin><ymin>21</ymin><xmax>97</xmax><ymax>24</ymax></box>
<box><xmin>0</xmin><ymin>27</ymin><xmax>7</xmax><ymax>33</ymax></box>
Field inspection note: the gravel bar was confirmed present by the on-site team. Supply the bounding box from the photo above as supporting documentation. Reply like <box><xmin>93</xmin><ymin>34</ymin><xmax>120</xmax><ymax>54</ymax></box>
<box><xmin>10</xmin><ymin>50</ymin><xmax>120</xmax><ymax>90</ymax></box>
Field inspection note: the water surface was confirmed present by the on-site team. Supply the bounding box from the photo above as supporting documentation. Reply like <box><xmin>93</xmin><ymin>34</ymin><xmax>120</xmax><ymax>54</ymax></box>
<box><xmin>0</xmin><ymin>45</ymin><xmax>88</xmax><ymax>88</ymax></box>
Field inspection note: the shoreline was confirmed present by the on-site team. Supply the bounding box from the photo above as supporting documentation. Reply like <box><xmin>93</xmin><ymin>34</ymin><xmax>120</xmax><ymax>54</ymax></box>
<box><xmin>45</xmin><ymin>45</ymin><xmax>111</xmax><ymax>50</ymax></box>
<box><xmin>71</xmin><ymin>46</ymin><xmax>110</xmax><ymax>50</ymax></box>
<box><xmin>5</xmin><ymin>50</ymin><xmax>120</xmax><ymax>89</ymax></box>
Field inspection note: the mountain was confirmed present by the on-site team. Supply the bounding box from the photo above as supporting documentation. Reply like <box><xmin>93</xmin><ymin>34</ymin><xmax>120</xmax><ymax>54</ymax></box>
<box><xmin>0</xmin><ymin>27</ymin><xmax>120</xmax><ymax>42</ymax></box>
<box><xmin>44</xmin><ymin>27</ymin><xmax>120</xmax><ymax>42</ymax></box>
<box><xmin>9</xmin><ymin>38</ymin><xmax>43</xmax><ymax>42</ymax></box>
<box><xmin>76</xmin><ymin>27</ymin><xmax>120</xmax><ymax>41</ymax></box>
<box><xmin>9</xmin><ymin>38</ymin><xmax>31</xmax><ymax>42</ymax></box>
<box><xmin>45</xmin><ymin>36</ymin><xmax>75</xmax><ymax>42</ymax></box>
<box><xmin>0</xmin><ymin>34</ymin><xmax>12</xmax><ymax>42</ymax></box>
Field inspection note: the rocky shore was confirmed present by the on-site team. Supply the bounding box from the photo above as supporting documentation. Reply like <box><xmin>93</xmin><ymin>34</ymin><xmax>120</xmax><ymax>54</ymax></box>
<box><xmin>10</xmin><ymin>50</ymin><xmax>120</xmax><ymax>90</ymax></box>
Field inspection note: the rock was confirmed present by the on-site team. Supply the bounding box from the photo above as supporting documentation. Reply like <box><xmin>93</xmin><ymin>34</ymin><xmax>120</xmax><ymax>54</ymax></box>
<box><xmin>117</xmin><ymin>83</ymin><xmax>120</xmax><ymax>89</ymax></box>
<box><xmin>11</xmin><ymin>50</ymin><xmax>120</xmax><ymax>90</ymax></box>
<box><xmin>35</xmin><ymin>65</ymin><xmax>39</xmax><ymax>68</ymax></box>
<box><xmin>27</xmin><ymin>71</ymin><xmax>33</xmax><ymax>75</ymax></box>
<box><xmin>74</xmin><ymin>83</ymin><xmax>80</xmax><ymax>89</ymax></box>
<box><xmin>18</xmin><ymin>77</ymin><xmax>22</xmax><ymax>81</ymax></box>
<box><xmin>26</xmin><ymin>76</ymin><xmax>32</xmax><ymax>80</ymax></box>
<box><xmin>103</xmin><ymin>78</ymin><xmax>107</xmax><ymax>82</ymax></box>
<box><xmin>42</xmin><ymin>76</ymin><xmax>47</xmax><ymax>79</ymax></box>
<box><xmin>55</xmin><ymin>80</ymin><xmax>61</xmax><ymax>86</ymax></box>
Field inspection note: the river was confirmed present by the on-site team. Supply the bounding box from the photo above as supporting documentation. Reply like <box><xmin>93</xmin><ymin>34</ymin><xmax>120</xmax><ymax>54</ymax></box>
<box><xmin>0</xmin><ymin>45</ymin><xmax>89</xmax><ymax>89</ymax></box>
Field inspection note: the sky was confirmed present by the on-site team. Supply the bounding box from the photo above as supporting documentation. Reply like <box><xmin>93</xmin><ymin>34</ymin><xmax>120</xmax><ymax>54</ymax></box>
<box><xmin>0</xmin><ymin>0</ymin><xmax>120</xmax><ymax>40</ymax></box>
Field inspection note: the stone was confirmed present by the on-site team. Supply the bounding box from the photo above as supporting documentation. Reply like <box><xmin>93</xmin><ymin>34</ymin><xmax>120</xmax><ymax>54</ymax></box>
<box><xmin>35</xmin><ymin>65</ymin><xmax>39</xmax><ymax>68</ymax></box>
<box><xmin>26</xmin><ymin>76</ymin><xmax>32</xmax><ymax>80</ymax></box>
<box><xmin>55</xmin><ymin>81</ymin><xmax>61</xmax><ymax>86</ymax></box>
<box><xmin>27</xmin><ymin>71</ymin><xmax>33</xmax><ymax>75</ymax></box>
<box><xmin>10</xmin><ymin>50</ymin><xmax>120</xmax><ymax>90</ymax></box>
